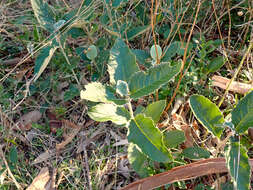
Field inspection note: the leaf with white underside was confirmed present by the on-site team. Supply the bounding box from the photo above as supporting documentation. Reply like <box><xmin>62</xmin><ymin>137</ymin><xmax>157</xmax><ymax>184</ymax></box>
<box><xmin>88</xmin><ymin>103</ymin><xmax>130</xmax><ymax>125</ymax></box>
<box><xmin>232</xmin><ymin>91</ymin><xmax>253</xmax><ymax>134</ymax></box>
<box><xmin>108</xmin><ymin>38</ymin><xmax>139</xmax><ymax>85</ymax></box>
<box><xmin>128</xmin><ymin>143</ymin><xmax>154</xmax><ymax>178</ymax></box>
<box><xmin>80</xmin><ymin>82</ymin><xmax>126</xmax><ymax>105</ymax></box>
<box><xmin>128</xmin><ymin>114</ymin><xmax>172</xmax><ymax>162</ymax></box>
<box><xmin>129</xmin><ymin>62</ymin><xmax>181</xmax><ymax>99</ymax></box>
<box><xmin>31</xmin><ymin>0</ymin><xmax>55</xmax><ymax>32</ymax></box>
<box><xmin>225</xmin><ymin>138</ymin><xmax>250</xmax><ymax>190</ymax></box>
<box><xmin>34</xmin><ymin>44</ymin><xmax>58</xmax><ymax>81</ymax></box>
<box><xmin>143</xmin><ymin>100</ymin><xmax>166</xmax><ymax>124</ymax></box>
<box><xmin>189</xmin><ymin>95</ymin><xmax>225</xmax><ymax>138</ymax></box>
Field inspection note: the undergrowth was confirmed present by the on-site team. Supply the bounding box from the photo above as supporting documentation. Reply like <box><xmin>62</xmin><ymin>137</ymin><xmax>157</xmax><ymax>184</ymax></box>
<box><xmin>0</xmin><ymin>0</ymin><xmax>252</xmax><ymax>189</ymax></box>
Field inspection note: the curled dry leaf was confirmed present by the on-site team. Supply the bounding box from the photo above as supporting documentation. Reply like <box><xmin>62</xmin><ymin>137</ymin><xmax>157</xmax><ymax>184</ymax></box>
<box><xmin>121</xmin><ymin>158</ymin><xmax>253</xmax><ymax>190</ymax></box>
<box><xmin>18</xmin><ymin>110</ymin><xmax>42</xmax><ymax>131</ymax></box>
<box><xmin>27</xmin><ymin>167</ymin><xmax>51</xmax><ymax>190</ymax></box>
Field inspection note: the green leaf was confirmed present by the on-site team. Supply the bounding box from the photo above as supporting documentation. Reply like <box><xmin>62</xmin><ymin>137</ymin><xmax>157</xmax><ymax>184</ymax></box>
<box><xmin>182</xmin><ymin>146</ymin><xmax>210</xmax><ymax>160</ymax></box>
<box><xmin>88</xmin><ymin>103</ymin><xmax>130</xmax><ymax>125</ymax></box>
<box><xmin>129</xmin><ymin>62</ymin><xmax>181</xmax><ymax>99</ymax></box>
<box><xmin>34</xmin><ymin>44</ymin><xmax>58</xmax><ymax>81</ymax></box>
<box><xmin>126</xmin><ymin>25</ymin><xmax>150</xmax><ymax>41</ymax></box>
<box><xmin>86</xmin><ymin>45</ymin><xmax>98</xmax><ymax>60</ymax></box>
<box><xmin>116</xmin><ymin>80</ymin><xmax>129</xmax><ymax>97</ymax></box>
<box><xmin>132</xmin><ymin>49</ymin><xmax>151</xmax><ymax>68</ymax></box>
<box><xmin>150</xmin><ymin>45</ymin><xmax>162</xmax><ymax>60</ymax></box>
<box><xmin>162</xmin><ymin>41</ymin><xmax>179</xmax><ymax>62</ymax></box>
<box><xmin>64</xmin><ymin>84</ymin><xmax>79</xmax><ymax>101</ymax></box>
<box><xmin>206</xmin><ymin>56</ymin><xmax>225</xmax><ymax>73</ymax></box>
<box><xmin>232</xmin><ymin>91</ymin><xmax>253</xmax><ymax>134</ymax></box>
<box><xmin>108</xmin><ymin>38</ymin><xmax>139</xmax><ymax>84</ymax></box>
<box><xmin>80</xmin><ymin>82</ymin><xmax>126</xmax><ymax>105</ymax></box>
<box><xmin>163</xmin><ymin>130</ymin><xmax>185</xmax><ymax>148</ymax></box>
<box><xmin>30</xmin><ymin>0</ymin><xmax>55</xmax><ymax>32</ymax></box>
<box><xmin>9</xmin><ymin>146</ymin><xmax>18</xmax><ymax>164</ymax></box>
<box><xmin>143</xmin><ymin>100</ymin><xmax>166</xmax><ymax>124</ymax></box>
<box><xmin>128</xmin><ymin>143</ymin><xmax>154</xmax><ymax>178</ymax></box>
<box><xmin>128</xmin><ymin>114</ymin><xmax>172</xmax><ymax>162</ymax></box>
<box><xmin>225</xmin><ymin>138</ymin><xmax>250</xmax><ymax>190</ymax></box>
<box><xmin>189</xmin><ymin>95</ymin><xmax>225</xmax><ymax>138</ymax></box>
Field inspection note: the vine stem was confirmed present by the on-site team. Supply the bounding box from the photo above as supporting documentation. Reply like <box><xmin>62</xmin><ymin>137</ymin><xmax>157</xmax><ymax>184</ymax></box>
<box><xmin>164</xmin><ymin>0</ymin><xmax>201</xmax><ymax>112</ymax></box>
<box><xmin>218</xmin><ymin>41</ymin><xmax>253</xmax><ymax>107</ymax></box>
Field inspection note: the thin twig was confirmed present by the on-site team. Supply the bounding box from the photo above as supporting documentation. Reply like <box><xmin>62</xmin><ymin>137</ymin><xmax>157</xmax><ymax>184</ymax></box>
<box><xmin>218</xmin><ymin>41</ymin><xmax>253</xmax><ymax>107</ymax></box>
<box><xmin>165</xmin><ymin>0</ymin><xmax>201</xmax><ymax>112</ymax></box>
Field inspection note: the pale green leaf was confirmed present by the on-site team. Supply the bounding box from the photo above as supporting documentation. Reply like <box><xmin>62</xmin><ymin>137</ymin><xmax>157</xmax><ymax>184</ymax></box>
<box><xmin>150</xmin><ymin>45</ymin><xmax>162</xmax><ymax>60</ymax></box>
<box><xmin>128</xmin><ymin>114</ymin><xmax>172</xmax><ymax>162</ymax></box>
<box><xmin>143</xmin><ymin>100</ymin><xmax>166</xmax><ymax>124</ymax></box>
<box><xmin>225</xmin><ymin>138</ymin><xmax>250</xmax><ymax>190</ymax></box>
<box><xmin>80</xmin><ymin>82</ymin><xmax>126</xmax><ymax>105</ymax></box>
<box><xmin>129</xmin><ymin>63</ymin><xmax>181</xmax><ymax>99</ymax></box>
<box><xmin>232</xmin><ymin>91</ymin><xmax>253</xmax><ymax>133</ymax></box>
<box><xmin>189</xmin><ymin>95</ymin><xmax>225</xmax><ymax>138</ymax></box>
<box><xmin>31</xmin><ymin>0</ymin><xmax>55</xmax><ymax>32</ymax></box>
<box><xmin>108</xmin><ymin>38</ymin><xmax>139</xmax><ymax>84</ymax></box>
<box><xmin>88</xmin><ymin>103</ymin><xmax>130</xmax><ymax>125</ymax></box>
<box><xmin>128</xmin><ymin>143</ymin><xmax>154</xmax><ymax>178</ymax></box>
<box><xmin>163</xmin><ymin>130</ymin><xmax>185</xmax><ymax>148</ymax></box>
<box><xmin>34</xmin><ymin>44</ymin><xmax>58</xmax><ymax>81</ymax></box>
<box><xmin>86</xmin><ymin>45</ymin><xmax>98</xmax><ymax>60</ymax></box>
<box><xmin>182</xmin><ymin>146</ymin><xmax>210</xmax><ymax>160</ymax></box>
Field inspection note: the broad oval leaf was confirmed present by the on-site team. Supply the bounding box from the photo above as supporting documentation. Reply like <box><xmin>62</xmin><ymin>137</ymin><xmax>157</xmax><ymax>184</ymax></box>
<box><xmin>232</xmin><ymin>91</ymin><xmax>253</xmax><ymax>134</ymax></box>
<box><xmin>163</xmin><ymin>130</ymin><xmax>185</xmax><ymax>148</ymax></box>
<box><xmin>80</xmin><ymin>82</ymin><xmax>126</xmax><ymax>105</ymax></box>
<box><xmin>225</xmin><ymin>138</ymin><xmax>250</xmax><ymax>190</ymax></box>
<box><xmin>34</xmin><ymin>44</ymin><xmax>58</xmax><ymax>81</ymax></box>
<box><xmin>86</xmin><ymin>45</ymin><xmax>98</xmax><ymax>60</ymax></box>
<box><xmin>182</xmin><ymin>146</ymin><xmax>210</xmax><ymax>160</ymax></box>
<box><xmin>143</xmin><ymin>100</ymin><xmax>166</xmax><ymax>124</ymax></box>
<box><xmin>108</xmin><ymin>38</ymin><xmax>139</xmax><ymax>84</ymax></box>
<box><xmin>129</xmin><ymin>62</ymin><xmax>181</xmax><ymax>99</ymax></box>
<box><xmin>88</xmin><ymin>103</ymin><xmax>130</xmax><ymax>125</ymax></box>
<box><xmin>206</xmin><ymin>56</ymin><xmax>225</xmax><ymax>74</ymax></box>
<box><xmin>161</xmin><ymin>41</ymin><xmax>179</xmax><ymax>62</ymax></box>
<box><xmin>31</xmin><ymin>0</ymin><xmax>56</xmax><ymax>32</ymax></box>
<box><xmin>150</xmin><ymin>45</ymin><xmax>162</xmax><ymax>60</ymax></box>
<box><xmin>128</xmin><ymin>114</ymin><xmax>172</xmax><ymax>162</ymax></box>
<box><xmin>128</xmin><ymin>143</ymin><xmax>154</xmax><ymax>178</ymax></box>
<box><xmin>189</xmin><ymin>95</ymin><xmax>225</xmax><ymax>138</ymax></box>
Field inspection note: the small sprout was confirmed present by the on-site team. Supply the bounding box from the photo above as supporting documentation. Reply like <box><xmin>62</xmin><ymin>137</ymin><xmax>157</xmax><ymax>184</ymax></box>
<box><xmin>150</xmin><ymin>45</ymin><xmax>162</xmax><ymax>61</ymax></box>
<box><xmin>86</xmin><ymin>45</ymin><xmax>98</xmax><ymax>60</ymax></box>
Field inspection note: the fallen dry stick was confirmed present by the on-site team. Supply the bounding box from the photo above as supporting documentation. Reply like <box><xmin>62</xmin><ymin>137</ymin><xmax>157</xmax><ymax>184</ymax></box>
<box><xmin>212</xmin><ymin>75</ymin><xmax>253</xmax><ymax>94</ymax></box>
<box><xmin>121</xmin><ymin>158</ymin><xmax>253</xmax><ymax>190</ymax></box>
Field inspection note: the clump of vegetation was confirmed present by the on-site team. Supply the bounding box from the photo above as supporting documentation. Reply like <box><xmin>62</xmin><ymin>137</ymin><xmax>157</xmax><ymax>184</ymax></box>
<box><xmin>0</xmin><ymin>0</ymin><xmax>252</xmax><ymax>189</ymax></box>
